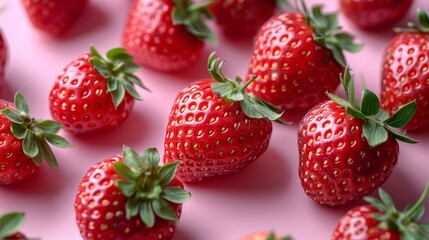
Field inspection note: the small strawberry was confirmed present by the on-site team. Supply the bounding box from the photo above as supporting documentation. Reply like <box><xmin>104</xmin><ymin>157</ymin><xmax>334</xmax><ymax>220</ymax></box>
<box><xmin>0</xmin><ymin>92</ymin><xmax>71</xmax><ymax>185</ymax></box>
<box><xmin>0</xmin><ymin>30</ymin><xmax>6</xmax><ymax>87</ymax></box>
<box><xmin>340</xmin><ymin>0</ymin><xmax>413</xmax><ymax>30</ymax></box>
<box><xmin>122</xmin><ymin>0</ymin><xmax>214</xmax><ymax>72</ymax></box>
<box><xmin>49</xmin><ymin>46</ymin><xmax>147</xmax><ymax>134</ymax></box>
<box><xmin>298</xmin><ymin>67</ymin><xmax>417</xmax><ymax>206</ymax></box>
<box><xmin>240</xmin><ymin>231</ymin><xmax>293</xmax><ymax>240</ymax></box>
<box><xmin>163</xmin><ymin>53</ymin><xmax>281</xmax><ymax>182</ymax></box>
<box><xmin>74</xmin><ymin>146</ymin><xmax>190</xmax><ymax>240</ymax></box>
<box><xmin>21</xmin><ymin>0</ymin><xmax>88</xmax><ymax>36</ymax></box>
<box><xmin>246</xmin><ymin>2</ymin><xmax>362</xmax><ymax>111</ymax></box>
<box><xmin>381</xmin><ymin>8</ymin><xmax>429</xmax><ymax>132</ymax></box>
<box><xmin>0</xmin><ymin>212</ymin><xmax>27</xmax><ymax>240</ymax></box>
<box><xmin>333</xmin><ymin>182</ymin><xmax>429</xmax><ymax>239</ymax></box>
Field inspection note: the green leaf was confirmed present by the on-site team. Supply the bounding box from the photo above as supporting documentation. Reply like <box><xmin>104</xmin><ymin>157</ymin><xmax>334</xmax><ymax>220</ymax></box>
<box><xmin>124</xmin><ymin>81</ymin><xmax>142</xmax><ymax>101</ymax></box>
<box><xmin>37</xmin><ymin>120</ymin><xmax>63</xmax><ymax>134</ymax></box>
<box><xmin>361</xmin><ymin>89</ymin><xmax>380</xmax><ymax>117</ymax></box>
<box><xmin>115</xmin><ymin>180</ymin><xmax>137</xmax><ymax>197</ymax></box>
<box><xmin>364</xmin><ymin>196</ymin><xmax>388</xmax><ymax>212</ymax></box>
<box><xmin>90</xmin><ymin>45</ymin><xmax>102</xmax><ymax>58</ymax></box>
<box><xmin>376</xmin><ymin>109</ymin><xmax>390</xmax><ymax>122</ymax></box>
<box><xmin>385</xmin><ymin>126</ymin><xmax>418</xmax><ymax>144</ymax></box>
<box><xmin>327</xmin><ymin>93</ymin><xmax>350</xmax><ymax>109</ymax></box>
<box><xmin>162</xmin><ymin>187</ymin><xmax>191</xmax><ymax>204</ymax></box>
<box><xmin>240</xmin><ymin>96</ymin><xmax>282</xmax><ymax>121</ymax></box>
<box><xmin>11</xmin><ymin>123</ymin><xmax>27</xmax><ymax>139</ymax></box>
<box><xmin>44</xmin><ymin>133</ymin><xmax>72</xmax><ymax>149</ymax></box>
<box><xmin>123</xmin><ymin>146</ymin><xmax>144</xmax><ymax>171</ymax></box>
<box><xmin>211</xmin><ymin>82</ymin><xmax>243</xmax><ymax>102</ymax></box>
<box><xmin>126</xmin><ymin>74</ymin><xmax>146</xmax><ymax>89</ymax></box>
<box><xmin>418</xmin><ymin>8</ymin><xmax>429</xmax><ymax>28</ymax></box>
<box><xmin>14</xmin><ymin>92</ymin><xmax>29</xmax><ymax>116</ymax></box>
<box><xmin>158</xmin><ymin>162</ymin><xmax>179</xmax><ymax>186</ymax></box>
<box><xmin>38</xmin><ymin>137</ymin><xmax>59</xmax><ymax>170</ymax></box>
<box><xmin>379</xmin><ymin>188</ymin><xmax>397</xmax><ymax>212</ymax></box>
<box><xmin>23</xmin><ymin>132</ymin><xmax>38</xmax><ymax>158</ymax></box>
<box><xmin>111</xmin><ymin>81</ymin><xmax>125</xmax><ymax>108</ymax></box>
<box><xmin>125</xmin><ymin>196</ymin><xmax>140</xmax><ymax>219</ymax></box>
<box><xmin>142</xmin><ymin>148</ymin><xmax>160</xmax><ymax>169</ymax></box>
<box><xmin>0</xmin><ymin>108</ymin><xmax>25</xmax><ymax>124</ymax></box>
<box><xmin>152</xmin><ymin>198</ymin><xmax>178</xmax><ymax>222</ymax></box>
<box><xmin>0</xmin><ymin>212</ymin><xmax>25</xmax><ymax>237</ymax></box>
<box><xmin>139</xmin><ymin>202</ymin><xmax>155</xmax><ymax>228</ymax></box>
<box><xmin>363</xmin><ymin>120</ymin><xmax>388</xmax><ymax>147</ymax></box>
<box><xmin>417</xmin><ymin>223</ymin><xmax>429</xmax><ymax>232</ymax></box>
<box><xmin>346</xmin><ymin>106</ymin><xmax>366</xmax><ymax>119</ymax></box>
<box><xmin>384</xmin><ymin>101</ymin><xmax>417</xmax><ymax>128</ymax></box>
<box><xmin>114</xmin><ymin>162</ymin><xmax>138</xmax><ymax>181</ymax></box>
<box><xmin>106</xmin><ymin>47</ymin><xmax>126</xmax><ymax>60</ymax></box>
<box><xmin>107</xmin><ymin>78</ymin><xmax>118</xmax><ymax>92</ymax></box>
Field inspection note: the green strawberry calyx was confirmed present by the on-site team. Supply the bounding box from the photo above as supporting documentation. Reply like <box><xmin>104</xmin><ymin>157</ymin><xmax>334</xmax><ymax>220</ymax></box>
<box><xmin>267</xmin><ymin>232</ymin><xmax>294</xmax><ymax>240</ymax></box>
<box><xmin>364</xmin><ymin>182</ymin><xmax>429</xmax><ymax>239</ymax></box>
<box><xmin>300</xmin><ymin>1</ymin><xmax>363</xmax><ymax>67</ymax></box>
<box><xmin>113</xmin><ymin>146</ymin><xmax>191</xmax><ymax>228</ymax></box>
<box><xmin>0</xmin><ymin>92</ymin><xmax>72</xmax><ymax>170</ymax></box>
<box><xmin>327</xmin><ymin>67</ymin><xmax>417</xmax><ymax>147</ymax></box>
<box><xmin>208</xmin><ymin>52</ymin><xmax>284</xmax><ymax>122</ymax></box>
<box><xmin>0</xmin><ymin>212</ymin><xmax>24</xmax><ymax>238</ymax></box>
<box><xmin>172</xmin><ymin>0</ymin><xmax>216</xmax><ymax>43</ymax></box>
<box><xmin>395</xmin><ymin>8</ymin><xmax>429</xmax><ymax>33</ymax></box>
<box><xmin>89</xmin><ymin>46</ymin><xmax>149</xmax><ymax>108</ymax></box>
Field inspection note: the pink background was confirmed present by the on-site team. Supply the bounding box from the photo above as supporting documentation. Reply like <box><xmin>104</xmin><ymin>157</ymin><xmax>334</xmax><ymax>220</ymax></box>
<box><xmin>1</xmin><ymin>0</ymin><xmax>429</xmax><ymax>239</ymax></box>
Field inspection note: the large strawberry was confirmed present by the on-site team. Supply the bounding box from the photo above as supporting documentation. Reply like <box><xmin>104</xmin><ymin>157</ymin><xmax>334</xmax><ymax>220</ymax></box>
<box><xmin>246</xmin><ymin>3</ymin><xmax>362</xmax><ymax>111</ymax></box>
<box><xmin>49</xmin><ymin>46</ymin><xmax>147</xmax><ymax>134</ymax></box>
<box><xmin>0</xmin><ymin>92</ymin><xmax>71</xmax><ymax>185</ymax></box>
<box><xmin>298</xmin><ymin>67</ymin><xmax>417</xmax><ymax>206</ymax></box>
<box><xmin>122</xmin><ymin>0</ymin><xmax>214</xmax><ymax>72</ymax></box>
<box><xmin>381</xmin><ymin>8</ymin><xmax>429</xmax><ymax>132</ymax></box>
<box><xmin>340</xmin><ymin>0</ymin><xmax>413</xmax><ymax>30</ymax></box>
<box><xmin>0</xmin><ymin>30</ymin><xmax>6</xmax><ymax>87</ymax></box>
<box><xmin>74</xmin><ymin>146</ymin><xmax>190</xmax><ymax>240</ymax></box>
<box><xmin>0</xmin><ymin>212</ymin><xmax>27</xmax><ymax>239</ymax></box>
<box><xmin>21</xmin><ymin>0</ymin><xmax>88</xmax><ymax>36</ymax></box>
<box><xmin>333</xmin><ymin>182</ymin><xmax>429</xmax><ymax>239</ymax></box>
<box><xmin>163</xmin><ymin>53</ymin><xmax>281</xmax><ymax>182</ymax></box>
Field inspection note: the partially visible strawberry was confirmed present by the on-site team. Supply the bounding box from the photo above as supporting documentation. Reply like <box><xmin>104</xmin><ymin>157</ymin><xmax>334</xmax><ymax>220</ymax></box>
<box><xmin>340</xmin><ymin>0</ymin><xmax>413</xmax><ymax>30</ymax></box>
<box><xmin>0</xmin><ymin>212</ymin><xmax>27</xmax><ymax>239</ymax></box>
<box><xmin>122</xmin><ymin>0</ymin><xmax>214</xmax><ymax>72</ymax></box>
<box><xmin>21</xmin><ymin>0</ymin><xmax>88</xmax><ymax>36</ymax></box>
<box><xmin>381</xmin><ymin>8</ymin><xmax>429</xmax><ymax>132</ymax></box>
<box><xmin>0</xmin><ymin>92</ymin><xmax>71</xmax><ymax>185</ymax></box>
<box><xmin>240</xmin><ymin>231</ymin><xmax>293</xmax><ymax>240</ymax></box>
<box><xmin>298</xmin><ymin>67</ymin><xmax>417</xmax><ymax>206</ymax></box>
<box><xmin>163</xmin><ymin>53</ymin><xmax>281</xmax><ymax>182</ymax></box>
<box><xmin>333</xmin><ymin>182</ymin><xmax>429</xmax><ymax>239</ymax></box>
<box><xmin>49</xmin><ymin>46</ymin><xmax>148</xmax><ymax>133</ymax></box>
<box><xmin>246</xmin><ymin>2</ymin><xmax>362</xmax><ymax>112</ymax></box>
<box><xmin>0</xmin><ymin>30</ymin><xmax>6</xmax><ymax>87</ymax></box>
<box><xmin>74</xmin><ymin>146</ymin><xmax>190</xmax><ymax>240</ymax></box>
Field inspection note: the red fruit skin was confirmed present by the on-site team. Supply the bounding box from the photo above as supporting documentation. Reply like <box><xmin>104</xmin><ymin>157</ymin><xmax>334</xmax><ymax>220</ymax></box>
<box><xmin>74</xmin><ymin>155</ymin><xmax>184</xmax><ymax>240</ymax></box>
<box><xmin>122</xmin><ymin>0</ymin><xmax>204</xmax><ymax>72</ymax></box>
<box><xmin>246</xmin><ymin>13</ymin><xmax>344</xmax><ymax>111</ymax></box>
<box><xmin>0</xmin><ymin>31</ymin><xmax>6</xmax><ymax>87</ymax></box>
<box><xmin>4</xmin><ymin>232</ymin><xmax>28</xmax><ymax>240</ymax></box>
<box><xmin>298</xmin><ymin>100</ymin><xmax>399</xmax><ymax>206</ymax></box>
<box><xmin>21</xmin><ymin>0</ymin><xmax>88</xmax><ymax>36</ymax></box>
<box><xmin>49</xmin><ymin>53</ymin><xmax>135</xmax><ymax>133</ymax></box>
<box><xmin>381</xmin><ymin>32</ymin><xmax>429</xmax><ymax>132</ymax></box>
<box><xmin>332</xmin><ymin>205</ymin><xmax>400</xmax><ymax>240</ymax></box>
<box><xmin>208</xmin><ymin>0</ymin><xmax>276</xmax><ymax>37</ymax></box>
<box><xmin>0</xmin><ymin>100</ymin><xmax>38</xmax><ymax>185</ymax></box>
<box><xmin>163</xmin><ymin>80</ymin><xmax>273</xmax><ymax>182</ymax></box>
<box><xmin>340</xmin><ymin>0</ymin><xmax>412</xmax><ymax>30</ymax></box>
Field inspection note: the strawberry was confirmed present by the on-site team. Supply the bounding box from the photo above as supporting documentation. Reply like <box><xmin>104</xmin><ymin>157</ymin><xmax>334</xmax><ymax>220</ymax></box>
<box><xmin>246</xmin><ymin>3</ymin><xmax>362</xmax><ymax>111</ymax></box>
<box><xmin>380</xmin><ymin>8</ymin><xmax>429</xmax><ymax>132</ymax></box>
<box><xmin>333</xmin><ymin>182</ymin><xmax>429</xmax><ymax>239</ymax></box>
<box><xmin>297</xmin><ymin>67</ymin><xmax>417</xmax><ymax>206</ymax></box>
<box><xmin>49</xmin><ymin>46</ymin><xmax>147</xmax><ymax>134</ymax></box>
<box><xmin>340</xmin><ymin>0</ymin><xmax>413</xmax><ymax>30</ymax></box>
<box><xmin>163</xmin><ymin>53</ymin><xmax>281</xmax><ymax>182</ymax></box>
<box><xmin>74</xmin><ymin>146</ymin><xmax>190</xmax><ymax>240</ymax></box>
<box><xmin>208</xmin><ymin>0</ymin><xmax>277</xmax><ymax>38</ymax></box>
<box><xmin>122</xmin><ymin>0</ymin><xmax>214</xmax><ymax>72</ymax></box>
<box><xmin>21</xmin><ymin>0</ymin><xmax>88</xmax><ymax>36</ymax></box>
<box><xmin>0</xmin><ymin>30</ymin><xmax>6</xmax><ymax>87</ymax></box>
<box><xmin>240</xmin><ymin>231</ymin><xmax>293</xmax><ymax>240</ymax></box>
<box><xmin>0</xmin><ymin>92</ymin><xmax>71</xmax><ymax>185</ymax></box>
<box><xmin>0</xmin><ymin>212</ymin><xmax>27</xmax><ymax>239</ymax></box>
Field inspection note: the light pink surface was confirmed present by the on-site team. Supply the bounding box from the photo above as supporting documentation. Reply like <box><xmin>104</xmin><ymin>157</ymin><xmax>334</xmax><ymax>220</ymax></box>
<box><xmin>1</xmin><ymin>0</ymin><xmax>429</xmax><ymax>239</ymax></box>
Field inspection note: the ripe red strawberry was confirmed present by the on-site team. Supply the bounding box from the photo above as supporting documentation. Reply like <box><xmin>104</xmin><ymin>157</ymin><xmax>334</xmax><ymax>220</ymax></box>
<box><xmin>240</xmin><ymin>231</ymin><xmax>293</xmax><ymax>240</ymax></box>
<box><xmin>208</xmin><ymin>0</ymin><xmax>277</xmax><ymax>37</ymax></box>
<box><xmin>0</xmin><ymin>212</ymin><xmax>27</xmax><ymax>239</ymax></box>
<box><xmin>74</xmin><ymin>146</ymin><xmax>190</xmax><ymax>240</ymax></box>
<box><xmin>298</xmin><ymin>67</ymin><xmax>417</xmax><ymax>206</ymax></box>
<box><xmin>246</xmin><ymin>3</ymin><xmax>362</xmax><ymax>111</ymax></box>
<box><xmin>0</xmin><ymin>30</ymin><xmax>6</xmax><ymax>87</ymax></box>
<box><xmin>340</xmin><ymin>0</ymin><xmax>413</xmax><ymax>30</ymax></box>
<box><xmin>381</xmin><ymin>8</ymin><xmax>429</xmax><ymax>132</ymax></box>
<box><xmin>49</xmin><ymin>46</ymin><xmax>147</xmax><ymax>134</ymax></box>
<box><xmin>21</xmin><ymin>0</ymin><xmax>88</xmax><ymax>36</ymax></box>
<box><xmin>333</xmin><ymin>182</ymin><xmax>429</xmax><ymax>239</ymax></box>
<box><xmin>122</xmin><ymin>0</ymin><xmax>214</xmax><ymax>72</ymax></box>
<box><xmin>0</xmin><ymin>92</ymin><xmax>71</xmax><ymax>185</ymax></box>
<box><xmin>163</xmin><ymin>53</ymin><xmax>281</xmax><ymax>182</ymax></box>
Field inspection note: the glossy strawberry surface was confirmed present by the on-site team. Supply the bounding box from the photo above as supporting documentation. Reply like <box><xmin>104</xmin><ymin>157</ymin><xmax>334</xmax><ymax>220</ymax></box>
<box><xmin>298</xmin><ymin>100</ymin><xmax>399</xmax><ymax>206</ymax></box>
<box><xmin>122</xmin><ymin>0</ymin><xmax>204</xmax><ymax>72</ymax></box>
<box><xmin>246</xmin><ymin>13</ymin><xmax>344</xmax><ymax>111</ymax></box>
<box><xmin>340</xmin><ymin>0</ymin><xmax>412</xmax><ymax>29</ymax></box>
<box><xmin>381</xmin><ymin>32</ymin><xmax>429</xmax><ymax>131</ymax></box>
<box><xmin>163</xmin><ymin>79</ymin><xmax>272</xmax><ymax>182</ymax></box>
<box><xmin>49</xmin><ymin>53</ymin><xmax>134</xmax><ymax>133</ymax></box>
